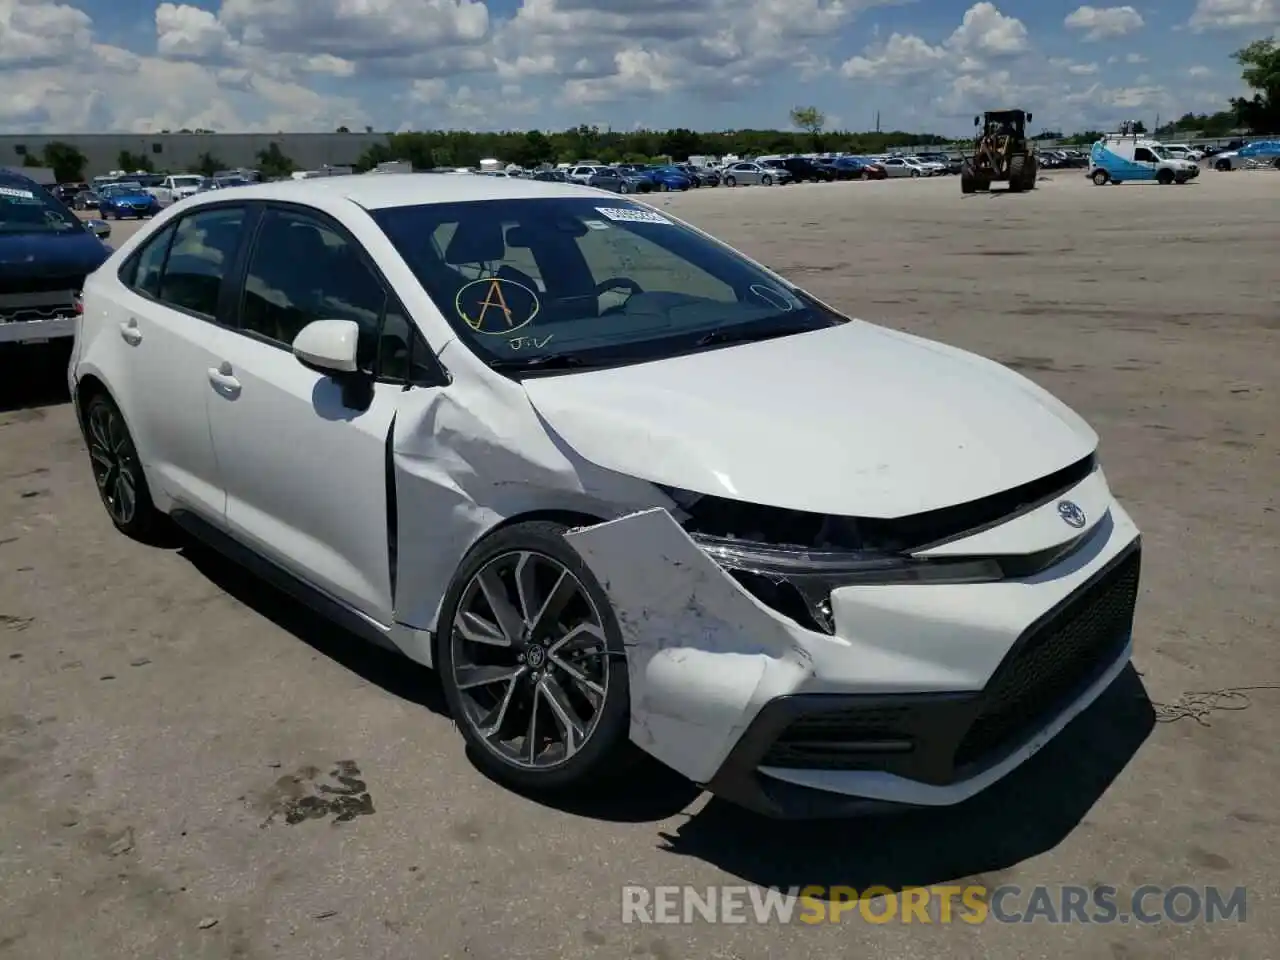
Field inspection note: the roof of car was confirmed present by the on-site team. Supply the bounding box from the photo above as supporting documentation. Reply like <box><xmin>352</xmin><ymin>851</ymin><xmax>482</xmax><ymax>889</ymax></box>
<box><xmin>183</xmin><ymin>173</ymin><xmax>613</xmax><ymax>212</ymax></box>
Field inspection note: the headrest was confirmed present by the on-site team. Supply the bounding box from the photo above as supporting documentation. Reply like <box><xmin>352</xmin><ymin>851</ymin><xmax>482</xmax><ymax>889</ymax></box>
<box><xmin>445</xmin><ymin>219</ymin><xmax>505</xmax><ymax>264</ymax></box>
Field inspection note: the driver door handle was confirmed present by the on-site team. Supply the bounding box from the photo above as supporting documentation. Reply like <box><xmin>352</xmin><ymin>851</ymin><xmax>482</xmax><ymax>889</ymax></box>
<box><xmin>207</xmin><ymin>361</ymin><xmax>241</xmax><ymax>398</ymax></box>
<box><xmin>119</xmin><ymin>318</ymin><xmax>142</xmax><ymax>345</ymax></box>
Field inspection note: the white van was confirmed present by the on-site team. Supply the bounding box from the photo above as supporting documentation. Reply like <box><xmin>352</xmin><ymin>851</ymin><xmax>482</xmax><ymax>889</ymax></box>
<box><xmin>1088</xmin><ymin>134</ymin><xmax>1200</xmax><ymax>185</ymax></box>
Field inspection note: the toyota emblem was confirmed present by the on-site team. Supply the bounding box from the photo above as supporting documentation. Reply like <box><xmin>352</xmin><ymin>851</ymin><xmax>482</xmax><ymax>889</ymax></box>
<box><xmin>1057</xmin><ymin>500</ymin><xmax>1087</xmax><ymax>528</ymax></box>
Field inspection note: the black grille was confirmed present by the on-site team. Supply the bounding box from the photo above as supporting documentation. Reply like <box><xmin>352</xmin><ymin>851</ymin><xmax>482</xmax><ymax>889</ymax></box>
<box><xmin>762</xmin><ymin>706</ymin><xmax>916</xmax><ymax>769</ymax></box>
<box><xmin>954</xmin><ymin>549</ymin><xmax>1141</xmax><ymax>767</ymax></box>
<box><xmin>0</xmin><ymin>278</ymin><xmax>82</xmax><ymax>324</ymax></box>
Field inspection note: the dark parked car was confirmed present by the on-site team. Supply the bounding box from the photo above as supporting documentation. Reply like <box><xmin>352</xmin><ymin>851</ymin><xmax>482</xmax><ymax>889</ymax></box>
<box><xmin>0</xmin><ymin>170</ymin><xmax>112</xmax><ymax>346</ymax></box>
<box><xmin>72</xmin><ymin>188</ymin><xmax>100</xmax><ymax>210</ymax></box>
<box><xmin>677</xmin><ymin>163</ymin><xmax>720</xmax><ymax>186</ymax></box>
<box><xmin>532</xmin><ymin>170</ymin><xmax>569</xmax><ymax>182</ymax></box>
<box><xmin>52</xmin><ymin>183</ymin><xmax>87</xmax><ymax>204</ymax></box>
<box><xmin>820</xmin><ymin>157</ymin><xmax>868</xmax><ymax>180</ymax></box>
<box><xmin>764</xmin><ymin>157</ymin><xmax>834</xmax><ymax>182</ymax></box>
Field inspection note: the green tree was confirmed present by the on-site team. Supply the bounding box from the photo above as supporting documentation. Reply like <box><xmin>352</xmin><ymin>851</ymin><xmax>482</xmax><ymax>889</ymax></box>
<box><xmin>40</xmin><ymin>141</ymin><xmax>87</xmax><ymax>182</ymax></box>
<box><xmin>1231</xmin><ymin>38</ymin><xmax>1280</xmax><ymax>132</ymax></box>
<box><xmin>255</xmin><ymin>142</ymin><xmax>296</xmax><ymax>178</ymax></box>
<box><xmin>117</xmin><ymin>150</ymin><xmax>154</xmax><ymax>172</ymax></box>
<box><xmin>191</xmin><ymin>152</ymin><xmax>223</xmax><ymax>177</ymax></box>
<box><xmin>789</xmin><ymin>106</ymin><xmax>826</xmax><ymax>149</ymax></box>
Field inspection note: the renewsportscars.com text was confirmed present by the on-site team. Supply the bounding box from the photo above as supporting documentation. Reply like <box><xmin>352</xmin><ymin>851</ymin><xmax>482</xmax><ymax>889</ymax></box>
<box><xmin>621</xmin><ymin>884</ymin><xmax>1247</xmax><ymax>925</ymax></box>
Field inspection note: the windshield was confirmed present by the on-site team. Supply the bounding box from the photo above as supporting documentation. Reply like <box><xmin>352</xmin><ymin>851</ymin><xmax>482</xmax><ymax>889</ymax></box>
<box><xmin>172</xmin><ymin>175</ymin><xmax>203</xmax><ymax>186</ymax></box>
<box><xmin>0</xmin><ymin>182</ymin><xmax>82</xmax><ymax>233</ymax></box>
<box><xmin>372</xmin><ymin>197</ymin><xmax>845</xmax><ymax>371</ymax></box>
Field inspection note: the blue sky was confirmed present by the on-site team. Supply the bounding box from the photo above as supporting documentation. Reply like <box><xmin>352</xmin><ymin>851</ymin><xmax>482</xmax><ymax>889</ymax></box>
<box><xmin>0</xmin><ymin>0</ymin><xmax>1271</xmax><ymax>135</ymax></box>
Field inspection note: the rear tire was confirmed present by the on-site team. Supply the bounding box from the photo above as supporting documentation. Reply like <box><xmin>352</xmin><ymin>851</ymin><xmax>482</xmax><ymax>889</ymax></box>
<box><xmin>761</xmin><ymin>174</ymin><xmax>773</xmax><ymax>186</ymax></box>
<box><xmin>82</xmin><ymin>392</ymin><xmax>165</xmax><ymax>542</ymax></box>
<box><xmin>724</xmin><ymin>175</ymin><xmax>736</xmax><ymax>187</ymax></box>
<box><xmin>436</xmin><ymin>520</ymin><xmax>637</xmax><ymax>796</ymax></box>
<box><xmin>960</xmin><ymin>160</ymin><xmax>977</xmax><ymax>194</ymax></box>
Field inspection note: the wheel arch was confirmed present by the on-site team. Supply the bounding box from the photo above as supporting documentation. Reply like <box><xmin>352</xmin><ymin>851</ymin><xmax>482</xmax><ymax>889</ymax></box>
<box><xmin>428</xmin><ymin>507</ymin><xmax>611</xmax><ymax>663</ymax></box>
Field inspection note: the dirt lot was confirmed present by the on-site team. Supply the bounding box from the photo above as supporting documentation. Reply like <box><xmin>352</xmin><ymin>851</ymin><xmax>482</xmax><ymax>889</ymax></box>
<box><xmin>2</xmin><ymin>171</ymin><xmax>1277</xmax><ymax>959</ymax></box>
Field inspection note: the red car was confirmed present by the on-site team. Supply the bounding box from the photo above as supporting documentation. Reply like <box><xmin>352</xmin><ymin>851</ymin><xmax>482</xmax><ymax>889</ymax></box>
<box><xmin>861</xmin><ymin>162</ymin><xmax>888</xmax><ymax>180</ymax></box>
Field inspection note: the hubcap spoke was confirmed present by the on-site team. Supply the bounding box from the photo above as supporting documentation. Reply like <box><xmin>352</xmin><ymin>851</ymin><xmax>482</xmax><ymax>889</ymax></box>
<box><xmin>477</xmin><ymin>672</ymin><xmax>522</xmax><ymax>739</ymax></box>
<box><xmin>456</xmin><ymin>663</ymin><xmax>524</xmax><ymax>690</ymax></box>
<box><xmin>539</xmin><ymin>674</ymin><xmax>586</xmax><ymax>759</ymax></box>
<box><xmin>477</xmin><ymin>567</ymin><xmax>524</xmax><ymax>642</ymax></box>
<box><xmin>455</xmin><ymin>610</ymin><xmax>509</xmax><ymax>647</ymax></box>
<box><xmin>528</xmin><ymin>571</ymin><xmax>578</xmax><ymax>641</ymax></box>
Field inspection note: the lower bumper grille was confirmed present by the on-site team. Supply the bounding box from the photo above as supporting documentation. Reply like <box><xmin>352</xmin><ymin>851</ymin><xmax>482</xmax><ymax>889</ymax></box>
<box><xmin>756</xmin><ymin>544</ymin><xmax>1141</xmax><ymax>779</ymax></box>
<box><xmin>953</xmin><ymin>548</ymin><xmax>1141</xmax><ymax>767</ymax></box>
<box><xmin>1</xmin><ymin>277</ymin><xmax>83</xmax><ymax>324</ymax></box>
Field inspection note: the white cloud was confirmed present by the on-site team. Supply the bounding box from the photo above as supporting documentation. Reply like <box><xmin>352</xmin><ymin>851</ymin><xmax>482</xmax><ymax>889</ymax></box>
<box><xmin>838</xmin><ymin>2</ymin><xmax>1026</xmax><ymax>80</ymax></box>
<box><xmin>1064</xmin><ymin>5</ymin><xmax>1145</xmax><ymax>41</ymax></box>
<box><xmin>1189</xmin><ymin>0</ymin><xmax>1280</xmax><ymax>31</ymax></box>
<box><xmin>1188</xmin><ymin>64</ymin><xmax>1213</xmax><ymax>77</ymax></box>
<box><xmin>0</xmin><ymin>0</ymin><xmax>92</xmax><ymax>68</ymax></box>
<box><xmin>1126</xmin><ymin>52</ymin><xmax>1146</xmax><ymax>62</ymax></box>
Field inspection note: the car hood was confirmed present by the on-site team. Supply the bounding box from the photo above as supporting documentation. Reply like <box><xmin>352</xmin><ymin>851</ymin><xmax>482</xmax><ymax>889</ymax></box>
<box><xmin>521</xmin><ymin>321</ymin><xmax>1098</xmax><ymax>518</ymax></box>
<box><xmin>0</xmin><ymin>229</ymin><xmax>109</xmax><ymax>281</ymax></box>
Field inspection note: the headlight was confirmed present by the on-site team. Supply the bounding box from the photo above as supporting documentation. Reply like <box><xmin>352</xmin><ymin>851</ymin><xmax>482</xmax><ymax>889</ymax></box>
<box><xmin>690</xmin><ymin>533</ymin><xmax>1001</xmax><ymax>634</ymax></box>
<box><xmin>657</xmin><ymin>485</ymin><xmax>1004</xmax><ymax>634</ymax></box>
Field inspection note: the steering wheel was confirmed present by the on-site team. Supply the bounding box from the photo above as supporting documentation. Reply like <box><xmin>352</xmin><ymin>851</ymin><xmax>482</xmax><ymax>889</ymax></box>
<box><xmin>596</xmin><ymin>277</ymin><xmax>643</xmax><ymax>298</ymax></box>
<box><xmin>596</xmin><ymin>277</ymin><xmax>643</xmax><ymax>316</ymax></box>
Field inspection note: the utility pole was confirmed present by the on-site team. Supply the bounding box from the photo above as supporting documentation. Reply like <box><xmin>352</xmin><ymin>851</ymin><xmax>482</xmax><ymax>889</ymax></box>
<box><xmin>875</xmin><ymin>110</ymin><xmax>881</xmax><ymax>132</ymax></box>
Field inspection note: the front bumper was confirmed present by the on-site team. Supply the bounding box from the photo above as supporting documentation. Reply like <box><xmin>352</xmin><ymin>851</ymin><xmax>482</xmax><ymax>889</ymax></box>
<box><xmin>565</xmin><ymin>468</ymin><xmax>1142</xmax><ymax>818</ymax></box>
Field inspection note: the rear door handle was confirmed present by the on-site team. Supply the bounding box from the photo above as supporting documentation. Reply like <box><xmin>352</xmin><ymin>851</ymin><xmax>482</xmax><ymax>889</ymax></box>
<box><xmin>120</xmin><ymin>318</ymin><xmax>142</xmax><ymax>345</ymax></box>
<box><xmin>207</xmin><ymin>362</ymin><xmax>241</xmax><ymax>397</ymax></box>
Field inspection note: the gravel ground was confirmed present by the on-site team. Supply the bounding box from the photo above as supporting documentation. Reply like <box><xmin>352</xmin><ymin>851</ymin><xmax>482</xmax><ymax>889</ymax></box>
<box><xmin>2</xmin><ymin>170</ymin><xmax>1277</xmax><ymax>959</ymax></box>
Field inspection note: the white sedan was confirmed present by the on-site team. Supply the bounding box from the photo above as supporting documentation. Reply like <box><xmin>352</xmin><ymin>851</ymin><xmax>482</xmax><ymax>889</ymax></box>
<box><xmin>69</xmin><ymin>175</ymin><xmax>1142</xmax><ymax>817</ymax></box>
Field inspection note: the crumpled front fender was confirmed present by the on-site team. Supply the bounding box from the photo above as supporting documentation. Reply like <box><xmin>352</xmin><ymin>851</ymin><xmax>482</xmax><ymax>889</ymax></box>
<box><xmin>564</xmin><ymin>508</ymin><xmax>816</xmax><ymax>784</ymax></box>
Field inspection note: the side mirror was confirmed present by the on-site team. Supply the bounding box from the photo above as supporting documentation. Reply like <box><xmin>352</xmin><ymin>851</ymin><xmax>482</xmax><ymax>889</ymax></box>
<box><xmin>85</xmin><ymin>219</ymin><xmax>110</xmax><ymax>239</ymax></box>
<box><xmin>1026</xmin><ymin>112</ymin><xmax>1033</xmax><ymax>123</ymax></box>
<box><xmin>293</xmin><ymin>318</ymin><xmax>360</xmax><ymax>375</ymax></box>
<box><xmin>973</xmin><ymin>116</ymin><xmax>980</xmax><ymax>126</ymax></box>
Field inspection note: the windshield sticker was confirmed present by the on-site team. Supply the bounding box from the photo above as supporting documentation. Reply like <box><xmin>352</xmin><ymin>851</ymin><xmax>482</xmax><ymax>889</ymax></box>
<box><xmin>455</xmin><ymin>277</ymin><xmax>540</xmax><ymax>335</ymax></box>
<box><xmin>583</xmin><ymin>220</ymin><xmax>610</xmax><ymax>230</ymax></box>
<box><xmin>594</xmin><ymin>207</ymin><xmax>672</xmax><ymax>225</ymax></box>
<box><xmin>0</xmin><ymin>186</ymin><xmax>36</xmax><ymax>200</ymax></box>
<box><xmin>509</xmin><ymin>333</ymin><xmax>553</xmax><ymax>351</ymax></box>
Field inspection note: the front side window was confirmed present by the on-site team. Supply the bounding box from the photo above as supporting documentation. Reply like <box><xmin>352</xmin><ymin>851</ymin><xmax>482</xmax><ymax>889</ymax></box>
<box><xmin>0</xmin><ymin>179</ymin><xmax>83</xmax><ymax>234</ymax></box>
<box><xmin>158</xmin><ymin>206</ymin><xmax>246</xmax><ymax>317</ymax></box>
<box><xmin>372</xmin><ymin>197</ymin><xmax>844</xmax><ymax>373</ymax></box>
<box><xmin>238</xmin><ymin>208</ymin><xmax>386</xmax><ymax>369</ymax></box>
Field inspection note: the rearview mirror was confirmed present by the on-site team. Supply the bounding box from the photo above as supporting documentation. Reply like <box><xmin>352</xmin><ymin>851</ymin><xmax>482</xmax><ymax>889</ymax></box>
<box><xmin>973</xmin><ymin>116</ymin><xmax>980</xmax><ymax>126</ymax></box>
<box><xmin>293</xmin><ymin>318</ymin><xmax>360</xmax><ymax>374</ymax></box>
<box><xmin>85</xmin><ymin>218</ymin><xmax>110</xmax><ymax>239</ymax></box>
<box><xmin>1026</xmin><ymin>112</ymin><xmax>1033</xmax><ymax>123</ymax></box>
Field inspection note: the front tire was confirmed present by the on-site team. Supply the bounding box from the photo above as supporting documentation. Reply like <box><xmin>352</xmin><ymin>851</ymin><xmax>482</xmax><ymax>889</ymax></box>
<box><xmin>437</xmin><ymin>520</ymin><xmax>635</xmax><ymax>795</ymax></box>
<box><xmin>724</xmin><ymin>175</ymin><xmax>736</xmax><ymax>186</ymax></box>
<box><xmin>83</xmin><ymin>392</ymin><xmax>164</xmax><ymax>541</ymax></box>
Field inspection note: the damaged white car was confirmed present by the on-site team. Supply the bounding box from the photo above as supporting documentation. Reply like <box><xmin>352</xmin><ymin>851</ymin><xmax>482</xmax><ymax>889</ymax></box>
<box><xmin>70</xmin><ymin>174</ymin><xmax>1142</xmax><ymax>818</ymax></box>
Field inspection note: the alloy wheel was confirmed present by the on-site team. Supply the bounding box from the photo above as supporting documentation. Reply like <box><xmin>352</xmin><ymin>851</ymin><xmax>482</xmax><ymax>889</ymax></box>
<box><xmin>86</xmin><ymin>401</ymin><xmax>138</xmax><ymax>525</ymax></box>
<box><xmin>450</xmin><ymin>550</ymin><xmax>610</xmax><ymax>770</ymax></box>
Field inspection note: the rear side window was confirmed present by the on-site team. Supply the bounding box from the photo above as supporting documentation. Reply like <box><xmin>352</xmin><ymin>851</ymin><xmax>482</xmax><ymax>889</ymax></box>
<box><xmin>158</xmin><ymin>207</ymin><xmax>246</xmax><ymax>318</ymax></box>
<box><xmin>121</xmin><ymin>224</ymin><xmax>176</xmax><ymax>297</ymax></box>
